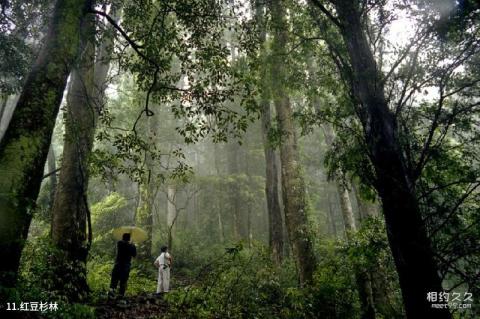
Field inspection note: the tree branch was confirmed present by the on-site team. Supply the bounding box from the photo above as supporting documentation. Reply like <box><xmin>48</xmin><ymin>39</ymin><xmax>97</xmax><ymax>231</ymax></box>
<box><xmin>89</xmin><ymin>9</ymin><xmax>147</xmax><ymax>60</ymax></box>
<box><xmin>429</xmin><ymin>182</ymin><xmax>480</xmax><ymax>238</ymax></box>
<box><xmin>309</xmin><ymin>0</ymin><xmax>342</xmax><ymax>29</ymax></box>
<box><xmin>42</xmin><ymin>167</ymin><xmax>61</xmax><ymax>179</ymax></box>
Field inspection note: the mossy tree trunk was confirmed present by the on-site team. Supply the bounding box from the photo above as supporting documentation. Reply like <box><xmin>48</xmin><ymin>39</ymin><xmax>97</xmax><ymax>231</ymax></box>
<box><xmin>254</xmin><ymin>0</ymin><xmax>284</xmax><ymax>265</ymax></box>
<box><xmin>50</xmin><ymin>5</ymin><xmax>118</xmax><ymax>300</ymax></box>
<box><xmin>0</xmin><ymin>0</ymin><xmax>92</xmax><ymax>289</ymax></box>
<box><xmin>50</xmin><ymin>12</ymin><xmax>97</xmax><ymax>300</ymax></box>
<box><xmin>268</xmin><ymin>0</ymin><xmax>317</xmax><ymax>285</ymax></box>
<box><xmin>47</xmin><ymin>145</ymin><xmax>58</xmax><ymax>212</ymax></box>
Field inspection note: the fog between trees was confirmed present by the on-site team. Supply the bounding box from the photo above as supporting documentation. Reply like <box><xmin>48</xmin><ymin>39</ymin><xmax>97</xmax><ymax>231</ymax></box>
<box><xmin>0</xmin><ymin>1</ymin><xmax>479</xmax><ymax>318</ymax></box>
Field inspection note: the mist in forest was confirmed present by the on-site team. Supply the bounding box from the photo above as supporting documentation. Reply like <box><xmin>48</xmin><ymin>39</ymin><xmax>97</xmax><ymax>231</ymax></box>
<box><xmin>0</xmin><ymin>0</ymin><xmax>479</xmax><ymax>318</ymax></box>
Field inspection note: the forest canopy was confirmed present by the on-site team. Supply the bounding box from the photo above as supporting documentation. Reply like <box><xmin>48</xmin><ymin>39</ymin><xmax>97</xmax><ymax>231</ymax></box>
<box><xmin>0</xmin><ymin>0</ymin><xmax>479</xmax><ymax>318</ymax></box>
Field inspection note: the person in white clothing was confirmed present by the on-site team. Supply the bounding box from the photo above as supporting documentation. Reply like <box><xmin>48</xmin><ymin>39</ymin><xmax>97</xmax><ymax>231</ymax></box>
<box><xmin>154</xmin><ymin>245</ymin><xmax>172</xmax><ymax>293</ymax></box>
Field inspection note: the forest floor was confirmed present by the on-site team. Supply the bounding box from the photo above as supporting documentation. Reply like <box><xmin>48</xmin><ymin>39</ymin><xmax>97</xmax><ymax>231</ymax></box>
<box><xmin>93</xmin><ymin>272</ymin><xmax>192</xmax><ymax>319</ymax></box>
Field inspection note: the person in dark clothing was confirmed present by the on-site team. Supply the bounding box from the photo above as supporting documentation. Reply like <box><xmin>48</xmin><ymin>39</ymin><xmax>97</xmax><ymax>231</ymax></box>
<box><xmin>109</xmin><ymin>233</ymin><xmax>137</xmax><ymax>297</ymax></box>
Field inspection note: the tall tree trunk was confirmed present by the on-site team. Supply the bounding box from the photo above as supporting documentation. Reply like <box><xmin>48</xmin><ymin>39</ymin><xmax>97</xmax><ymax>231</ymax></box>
<box><xmin>0</xmin><ymin>0</ymin><xmax>92</xmax><ymax>289</ymax></box>
<box><xmin>47</xmin><ymin>144</ymin><xmax>57</xmax><ymax>237</ymax></box>
<box><xmin>265</xmin><ymin>146</ymin><xmax>284</xmax><ymax>262</ymax></box>
<box><xmin>327</xmin><ymin>1</ymin><xmax>451</xmax><ymax>318</ymax></box>
<box><xmin>167</xmin><ymin>185</ymin><xmax>176</xmax><ymax>250</ymax></box>
<box><xmin>269</xmin><ymin>0</ymin><xmax>317</xmax><ymax>285</ymax></box>
<box><xmin>50</xmin><ymin>13</ymin><xmax>96</xmax><ymax>300</ymax></box>
<box><xmin>245</xmin><ymin>148</ymin><xmax>254</xmax><ymax>248</ymax></box>
<box><xmin>0</xmin><ymin>95</ymin><xmax>19</xmax><ymax>142</ymax></box>
<box><xmin>227</xmin><ymin>141</ymin><xmax>245</xmax><ymax>240</ymax></box>
<box><xmin>337</xmin><ymin>182</ymin><xmax>356</xmax><ymax>235</ymax></box>
<box><xmin>326</xmin><ymin>190</ymin><xmax>338</xmax><ymax>237</ymax></box>
<box><xmin>47</xmin><ymin>144</ymin><xmax>57</xmax><ymax>213</ymax></box>
<box><xmin>337</xmin><ymin>179</ymin><xmax>376</xmax><ymax>319</ymax></box>
<box><xmin>92</xmin><ymin>4</ymin><xmax>118</xmax><ymax>109</ymax></box>
<box><xmin>217</xmin><ymin>207</ymin><xmax>225</xmax><ymax>243</ymax></box>
<box><xmin>254</xmin><ymin>0</ymin><xmax>284</xmax><ymax>265</ymax></box>
<box><xmin>0</xmin><ymin>95</ymin><xmax>7</xmax><ymax>135</ymax></box>
<box><xmin>50</xmin><ymin>5</ymin><xmax>118</xmax><ymax>298</ymax></box>
<box><xmin>213</xmin><ymin>143</ymin><xmax>225</xmax><ymax>243</ymax></box>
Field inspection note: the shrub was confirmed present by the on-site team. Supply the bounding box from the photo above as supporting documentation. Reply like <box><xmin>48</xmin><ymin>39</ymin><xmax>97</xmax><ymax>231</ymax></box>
<box><xmin>7</xmin><ymin>237</ymin><xmax>96</xmax><ymax>319</ymax></box>
<box><xmin>164</xmin><ymin>243</ymin><xmax>360</xmax><ymax>319</ymax></box>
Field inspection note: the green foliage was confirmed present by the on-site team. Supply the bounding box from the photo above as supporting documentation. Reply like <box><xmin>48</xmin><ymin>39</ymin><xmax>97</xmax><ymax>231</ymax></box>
<box><xmin>89</xmin><ymin>192</ymin><xmax>129</xmax><ymax>257</ymax></box>
<box><xmin>0</xmin><ymin>0</ymin><xmax>50</xmax><ymax>94</ymax></box>
<box><xmin>87</xmin><ymin>256</ymin><xmax>156</xmax><ymax>301</ymax></box>
<box><xmin>163</xmin><ymin>244</ymin><xmax>363</xmax><ymax>319</ymax></box>
<box><xmin>20</xmin><ymin>237</ymin><xmax>90</xmax><ymax>300</ymax></box>
<box><xmin>309</xmin><ymin>242</ymin><xmax>360</xmax><ymax>319</ymax></box>
<box><xmin>18</xmin><ymin>237</ymin><xmax>65</xmax><ymax>300</ymax></box>
<box><xmin>344</xmin><ymin>218</ymin><xmax>393</xmax><ymax>270</ymax></box>
<box><xmin>86</xmin><ymin>257</ymin><xmax>113</xmax><ymax>299</ymax></box>
<box><xmin>91</xmin><ymin>192</ymin><xmax>128</xmax><ymax>228</ymax></box>
<box><xmin>157</xmin><ymin>232</ymin><xmax>227</xmax><ymax>278</ymax></box>
<box><xmin>159</xmin><ymin>219</ymin><xmax>404</xmax><ymax>319</ymax></box>
<box><xmin>127</xmin><ymin>267</ymin><xmax>157</xmax><ymax>295</ymax></box>
<box><xmin>344</xmin><ymin>218</ymin><xmax>404</xmax><ymax>317</ymax></box>
<box><xmin>5</xmin><ymin>1</ymin><xmax>480</xmax><ymax>318</ymax></box>
<box><xmin>5</xmin><ymin>236</ymin><xmax>96</xmax><ymax>318</ymax></box>
<box><xmin>164</xmin><ymin>245</ymin><xmax>285</xmax><ymax>319</ymax></box>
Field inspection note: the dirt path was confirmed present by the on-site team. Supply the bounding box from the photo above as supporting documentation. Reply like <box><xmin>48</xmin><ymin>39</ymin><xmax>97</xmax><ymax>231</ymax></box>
<box><xmin>94</xmin><ymin>273</ymin><xmax>193</xmax><ymax>319</ymax></box>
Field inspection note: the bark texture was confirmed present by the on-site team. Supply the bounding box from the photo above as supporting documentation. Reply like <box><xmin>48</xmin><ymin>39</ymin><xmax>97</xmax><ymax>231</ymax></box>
<box><xmin>0</xmin><ymin>0</ymin><xmax>92</xmax><ymax>289</ymax></box>
<box><xmin>0</xmin><ymin>95</ymin><xmax>19</xmax><ymax>142</ymax></box>
<box><xmin>213</xmin><ymin>143</ymin><xmax>225</xmax><ymax>243</ymax></box>
<box><xmin>269</xmin><ymin>0</ymin><xmax>316</xmax><ymax>284</ymax></box>
<box><xmin>167</xmin><ymin>184</ymin><xmax>176</xmax><ymax>250</ymax></box>
<box><xmin>337</xmin><ymin>183</ymin><xmax>356</xmax><ymax>234</ymax></box>
<box><xmin>0</xmin><ymin>95</ymin><xmax>8</xmax><ymax>139</ymax></box>
<box><xmin>227</xmin><ymin>141</ymin><xmax>246</xmax><ymax>240</ymax></box>
<box><xmin>50</xmin><ymin>6</ymin><xmax>118</xmax><ymax>298</ymax></box>
<box><xmin>255</xmin><ymin>0</ymin><xmax>284</xmax><ymax>265</ymax></box>
<box><xmin>330</xmin><ymin>1</ymin><xmax>451</xmax><ymax>318</ymax></box>
<box><xmin>50</xmin><ymin>13</ymin><xmax>96</xmax><ymax>299</ymax></box>
<box><xmin>47</xmin><ymin>145</ymin><xmax>57</xmax><ymax>210</ymax></box>
<box><xmin>326</xmin><ymin>191</ymin><xmax>338</xmax><ymax>237</ymax></box>
<box><xmin>338</xmin><ymin>181</ymin><xmax>376</xmax><ymax>319</ymax></box>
